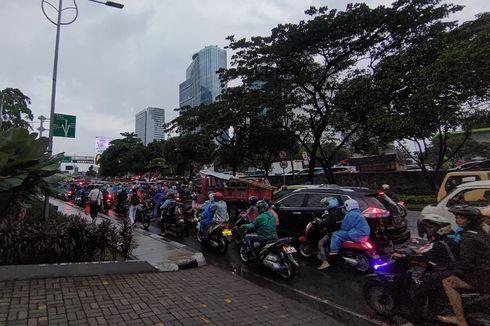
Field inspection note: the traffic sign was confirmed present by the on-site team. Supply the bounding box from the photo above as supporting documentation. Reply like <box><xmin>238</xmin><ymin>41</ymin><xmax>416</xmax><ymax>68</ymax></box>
<box><xmin>279</xmin><ymin>150</ymin><xmax>288</xmax><ymax>159</ymax></box>
<box><xmin>53</xmin><ymin>113</ymin><xmax>76</xmax><ymax>138</ymax></box>
<box><xmin>280</xmin><ymin>161</ymin><xmax>288</xmax><ymax>169</ymax></box>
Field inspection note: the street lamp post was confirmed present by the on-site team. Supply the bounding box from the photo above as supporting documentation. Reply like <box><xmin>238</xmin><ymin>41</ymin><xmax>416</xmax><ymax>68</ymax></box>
<box><xmin>41</xmin><ymin>0</ymin><xmax>123</xmax><ymax>219</ymax></box>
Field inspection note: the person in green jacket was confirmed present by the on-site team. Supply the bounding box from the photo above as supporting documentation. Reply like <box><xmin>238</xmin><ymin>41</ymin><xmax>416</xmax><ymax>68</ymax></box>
<box><xmin>243</xmin><ymin>200</ymin><xmax>278</xmax><ymax>258</ymax></box>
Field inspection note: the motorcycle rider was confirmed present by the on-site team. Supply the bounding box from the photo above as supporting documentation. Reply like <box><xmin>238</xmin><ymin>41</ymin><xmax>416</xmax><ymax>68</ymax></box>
<box><xmin>437</xmin><ymin>205</ymin><xmax>490</xmax><ymax>326</ymax></box>
<box><xmin>115</xmin><ymin>188</ymin><xmax>128</xmax><ymax>215</ymax></box>
<box><xmin>393</xmin><ymin>214</ymin><xmax>458</xmax><ymax>326</ymax></box>
<box><xmin>242</xmin><ymin>200</ymin><xmax>278</xmax><ymax>258</ymax></box>
<box><xmin>152</xmin><ymin>186</ymin><xmax>166</xmax><ymax>219</ymax></box>
<box><xmin>244</xmin><ymin>196</ymin><xmax>259</xmax><ymax>222</ymax></box>
<box><xmin>199</xmin><ymin>192</ymin><xmax>229</xmax><ymax>239</ymax></box>
<box><xmin>200</xmin><ymin>192</ymin><xmax>215</xmax><ymax>210</ymax></box>
<box><xmin>317</xmin><ymin>197</ymin><xmax>344</xmax><ymax>270</ymax></box>
<box><xmin>160</xmin><ymin>192</ymin><xmax>177</xmax><ymax>234</ymax></box>
<box><xmin>329</xmin><ymin>199</ymin><xmax>370</xmax><ymax>256</ymax></box>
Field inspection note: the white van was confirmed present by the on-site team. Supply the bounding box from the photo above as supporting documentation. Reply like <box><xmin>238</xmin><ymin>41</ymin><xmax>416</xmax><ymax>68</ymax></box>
<box><xmin>418</xmin><ymin>180</ymin><xmax>490</xmax><ymax>236</ymax></box>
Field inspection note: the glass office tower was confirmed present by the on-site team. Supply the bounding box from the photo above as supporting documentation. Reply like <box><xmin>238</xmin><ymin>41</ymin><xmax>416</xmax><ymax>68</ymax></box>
<box><xmin>179</xmin><ymin>45</ymin><xmax>227</xmax><ymax>108</ymax></box>
<box><xmin>135</xmin><ymin>107</ymin><xmax>165</xmax><ymax>145</ymax></box>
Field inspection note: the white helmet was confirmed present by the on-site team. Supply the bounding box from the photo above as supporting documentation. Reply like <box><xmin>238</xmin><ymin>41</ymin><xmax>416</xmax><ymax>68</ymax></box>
<box><xmin>382</xmin><ymin>184</ymin><xmax>390</xmax><ymax>190</ymax></box>
<box><xmin>421</xmin><ymin>214</ymin><xmax>453</xmax><ymax>236</ymax></box>
<box><xmin>344</xmin><ymin>199</ymin><xmax>359</xmax><ymax>212</ymax></box>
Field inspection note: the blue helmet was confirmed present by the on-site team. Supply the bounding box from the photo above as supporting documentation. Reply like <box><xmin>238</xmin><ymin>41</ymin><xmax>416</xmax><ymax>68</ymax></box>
<box><xmin>320</xmin><ymin>197</ymin><xmax>340</xmax><ymax>209</ymax></box>
<box><xmin>344</xmin><ymin>199</ymin><xmax>360</xmax><ymax>212</ymax></box>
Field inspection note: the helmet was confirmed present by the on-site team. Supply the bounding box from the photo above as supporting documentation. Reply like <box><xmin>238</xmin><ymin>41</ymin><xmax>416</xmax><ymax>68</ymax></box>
<box><xmin>449</xmin><ymin>205</ymin><xmax>483</xmax><ymax>226</ymax></box>
<box><xmin>208</xmin><ymin>192</ymin><xmax>215</xmax><ymax>201</ymax></box>
<box><xmin>344</xmin><ymin>199</ymin><xmax>359</xmax><ymax>212</ymax></box>
<box><xmin>421</xmin><ymin>214</ymin><xmax>453</xmax><ymax>236</ymax></box>
<box><xmin>248</xmin><ymin>196</ymin><xmax>258</xmax><ymax>205</ymax></box>
<box><xmin>382</xmin><ymin>184</ymin><xmax>390</xmax><ymax>190</ymax></box>
<box><xmin>214</xmin><ymin>192</ymin><xmax>224</xmax><ymax>201</ymax></box>
<box><xmin>256</xmin><ymin>200</ymin><xmax>269</xmax><ymax>213</ymax></box>
<box><xmin>320</xmin><ymin>197</ymin><xmax>340</xmax><ymax>209</ymax></box>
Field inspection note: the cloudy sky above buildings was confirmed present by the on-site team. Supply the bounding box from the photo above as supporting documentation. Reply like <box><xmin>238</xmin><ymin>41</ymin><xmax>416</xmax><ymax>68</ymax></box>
<box><xmin>1</xmin><ymin>0</ymin><xmax>489</xmax><ymax>156</ymax></box>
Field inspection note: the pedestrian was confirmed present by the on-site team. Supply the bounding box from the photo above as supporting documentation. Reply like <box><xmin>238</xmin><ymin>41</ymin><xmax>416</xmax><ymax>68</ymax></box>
<box><xmin>128</xmin><ymin>188</ymin><xmax>140</xmax><ymax>225</ymax></box>
<box><xmin>87</xmin><ymin>185</ymin><xmax>102</xmax><ymax>222</ymax></box>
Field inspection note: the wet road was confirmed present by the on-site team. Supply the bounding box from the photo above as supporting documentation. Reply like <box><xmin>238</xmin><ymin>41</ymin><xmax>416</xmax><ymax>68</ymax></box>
<box><xmin>56</xmin><ymin>199</ymin><xmax>420</xmax><ymax>322</ymax></box>
<box><xmin>114</xmin><ymin>205</ymin><xmax>420</xmax><ymax>321</ymax></box>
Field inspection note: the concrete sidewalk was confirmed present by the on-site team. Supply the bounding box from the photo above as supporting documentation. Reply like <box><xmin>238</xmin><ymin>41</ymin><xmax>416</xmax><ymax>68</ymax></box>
<box><xmin>0</xmin><ymin>265</ymin><xmax>342</xmax><ymax>326</ymax></box>
<box><xmin>50</xmin><ymin>199</ymin><xmax>205</xmax><ymax>271</ymax></box>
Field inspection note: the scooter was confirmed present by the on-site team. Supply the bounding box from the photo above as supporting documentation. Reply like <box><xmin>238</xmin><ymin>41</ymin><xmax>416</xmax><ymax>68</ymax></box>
<box><xmin>161</xmin><ymin>207</ymin><xmax>185</xmax><ymax>237</ymax></box>
<box><xmin>239</xmin><ymin>230</ymin><xmax>299</xmax><ymax>281</ymax></box>
<box><xmin>364</xmin><ymin>257</ymin><xmax>490</xmax><ymax>325</ymax></box>
<box><xmin>196</xmin><ymin>220</ymin><xmax>232</xmax><ymax>254</ymax></box>
<box><xmin>298</xmin><ymin>218</ymin><xmax>380</xmax><ymax>272</ymax></box>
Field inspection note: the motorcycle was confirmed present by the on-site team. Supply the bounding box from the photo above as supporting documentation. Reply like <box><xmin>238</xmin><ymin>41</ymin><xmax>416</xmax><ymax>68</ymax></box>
<box><xmin>298</xmin><ymin>218</ymin><xmax>380</xmax><ymax>272</ymax></box>
<box><xmin>232</xmin><ymin>211</ymin><xmax>249</xmax><ymax>245</ymax></box>
<box><xmin>363</xmin><ymin>258</ymin><xmax>490</xmax><ymax>325</ymax></box>
<box><xmin>135</xmin><ymin>200</ymin><xmax>154</xmax><ymax>230</ymax></box>
<box><xmin>74</xmin><ymin>194</ymin><xmax>86</xmax><ymax>207</ymax></box>
<box><xmin>114</xmin><ymin>200</ymin><xmax>129</xmax><ymax>217</ymax></box>
<box><xmin>100</xmin><ymin>192</ymin><xmax>114</xmax><ymax>214</ymax></box>
<box><xmin>239</xmin><ymin>232</ymin><xmax>299</xmax><ymax>281</ymax></box>
<box><xmin>196</xmin><ymin>221</ymin><xmax>232</xmax><ymax>254</ymax></box>
<box><xmin>161</xmin><ymin>206</ymin><xmax>185</xmax><ymax>237</ymax></box>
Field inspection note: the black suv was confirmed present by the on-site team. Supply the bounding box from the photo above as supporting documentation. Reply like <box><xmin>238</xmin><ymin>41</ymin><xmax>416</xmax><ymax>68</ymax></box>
<box><xmin>273</xmin><ymin>186</ymin><xmax>410</xmax><ymax>247</ymax></box>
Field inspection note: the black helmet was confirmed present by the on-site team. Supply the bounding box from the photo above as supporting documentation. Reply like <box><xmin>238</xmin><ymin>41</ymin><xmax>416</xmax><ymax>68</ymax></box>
<box><xmin>166</xmin><ymin>192</ymin><xmax>175</xmax><ymax>199</ymax></box>
<box><xmin>256</xmin><ymin>200</ymin><xmax>269</xmax><ymax>213</ymax></box>
<box><xmin>248</xmin><ymin>196</ymin><xmax>258</xmax><ymax>205</ymax></box>
<box><xmin>449</xmin><ymin>204</ymin><xmax>483</xmax><ymax>226</ymax></box>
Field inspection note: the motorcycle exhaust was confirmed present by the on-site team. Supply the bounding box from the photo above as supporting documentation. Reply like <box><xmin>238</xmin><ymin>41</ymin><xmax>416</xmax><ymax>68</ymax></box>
<box><xmin>342</xmin><ymin>257</ymin><xmax>359</xmax><ymax>267</ymax></box>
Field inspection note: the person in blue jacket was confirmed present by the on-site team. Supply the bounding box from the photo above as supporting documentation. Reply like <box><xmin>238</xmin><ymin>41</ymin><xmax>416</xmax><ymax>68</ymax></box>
<box><xmin>152</xmin><ymin>186</ymin><xmax>166</xmax><ymax>219</ymax></box>
<box><xmin>198</xmin><ymin>199</ymin><xmax>216</xmax><ymax>239</ymax></box>
<box><xmin>329</xmin><ymin>199</ymin><xmax>370</xmax><ymax>255</ymax></box>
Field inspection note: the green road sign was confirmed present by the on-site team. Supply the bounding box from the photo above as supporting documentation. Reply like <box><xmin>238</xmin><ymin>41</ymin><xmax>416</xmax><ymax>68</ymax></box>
<box><xmin>53</xmin><ymin>113</ymin><xmax>76</xmax><ymax>138</ymax></box>
<box><xmin>62</xmin><ymin>156</ymin><xmax>72</xmax><ymax>163</ymax></box>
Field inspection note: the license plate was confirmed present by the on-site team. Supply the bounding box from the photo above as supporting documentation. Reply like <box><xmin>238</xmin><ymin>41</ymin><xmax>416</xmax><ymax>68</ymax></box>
<box><xmin>283</xmin><ymin>246</ymin><xmax>296</xmax><ymax>254</ymax></box>
<box><xmin>222</xmin><ymin>229</ymin><xmax>232</xmax><ymax>236</ymax></box>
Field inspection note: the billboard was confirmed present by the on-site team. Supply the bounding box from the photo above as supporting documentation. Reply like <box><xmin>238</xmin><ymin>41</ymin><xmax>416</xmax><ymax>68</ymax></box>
<box><xmin>95</xmin><ymin>136</ymin><xmax>111</xmax><ymax>155</ymax></box>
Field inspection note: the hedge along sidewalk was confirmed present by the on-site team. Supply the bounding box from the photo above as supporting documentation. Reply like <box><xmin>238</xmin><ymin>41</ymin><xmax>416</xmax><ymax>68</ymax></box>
<box><xmin>50</xmin><ymin>198</ymin><xmax>206</xmax><ymax>271</ymax></box>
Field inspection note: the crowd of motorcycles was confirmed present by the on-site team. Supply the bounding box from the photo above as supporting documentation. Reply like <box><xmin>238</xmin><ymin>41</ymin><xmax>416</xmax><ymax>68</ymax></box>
<box><xmin>59</xmin><ymin>185</ymin><xmax>490</xmax><ymax>325</ymax></box>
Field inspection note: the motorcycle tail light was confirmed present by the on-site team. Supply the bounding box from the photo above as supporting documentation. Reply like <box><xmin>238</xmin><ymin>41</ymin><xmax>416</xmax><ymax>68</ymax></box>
<box><xmin>362</xmin><ymin>207</ymin><xmax>390</xmax><ymax>218</ymax></box>
<box><xmin>363</xmin><ymin>241</ymin><xmax>374</xmax><ymax>250</ymax></box>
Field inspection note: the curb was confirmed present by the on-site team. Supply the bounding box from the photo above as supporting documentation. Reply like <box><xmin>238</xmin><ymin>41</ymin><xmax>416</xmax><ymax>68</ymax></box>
<box><xmin>55</xmin><ymin>199</ymin><xmax>205</xmax><ymax>271</ymax></box>
<box><xmin>0</xmin><ymin>260</ymin><xmax>156</xmax><ymax>281</ymax></box>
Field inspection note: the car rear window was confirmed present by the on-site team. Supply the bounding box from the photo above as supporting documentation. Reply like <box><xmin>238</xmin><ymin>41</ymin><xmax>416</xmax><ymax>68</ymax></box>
<box><xmin>356</xmin><ymin>195</ymin><xmax>385</xmax><ymax>210</ymax></box>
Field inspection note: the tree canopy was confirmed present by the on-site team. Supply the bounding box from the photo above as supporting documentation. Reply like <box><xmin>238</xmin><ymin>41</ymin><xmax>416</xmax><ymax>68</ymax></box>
<box><xmin>0</xmin><ymin>88</ymin><xmax>34</xmax><ymax>131</ymax></box>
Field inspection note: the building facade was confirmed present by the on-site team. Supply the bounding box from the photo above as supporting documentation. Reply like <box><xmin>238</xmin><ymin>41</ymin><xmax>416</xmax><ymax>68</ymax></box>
<box><xmin>135</xmin><ymin>107</ymin><xmax>165</xmax><ymax>145</ymax></box>
<box><xmin>179</xmin><ymin>45</ymin><xmax>227</xmax><ymax>108</ymax></box>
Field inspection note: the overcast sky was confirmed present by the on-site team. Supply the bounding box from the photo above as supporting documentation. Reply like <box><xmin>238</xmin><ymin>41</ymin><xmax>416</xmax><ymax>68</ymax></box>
<box><xmin>1</xmin><ymin>0</ymin><xmax>488</xmax><ymax>156</ymax></box>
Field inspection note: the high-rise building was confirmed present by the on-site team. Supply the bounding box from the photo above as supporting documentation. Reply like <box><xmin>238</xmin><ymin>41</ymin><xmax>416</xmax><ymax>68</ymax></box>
<box><xmin>135</xmin><ymin>107</ymin><xmax>165</xmax><ymax>145</ymax></box>
<box><xmin>179</xmin><ymin>45</ymin><xmax>227</xmax><ymax>108</ymax></box>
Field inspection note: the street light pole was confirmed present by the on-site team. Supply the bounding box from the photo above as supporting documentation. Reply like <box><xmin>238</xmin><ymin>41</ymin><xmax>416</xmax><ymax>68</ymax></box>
<box><xmin>41</xmin><ymin>0</ymin><xmax>123</xmax><ymax>219</ymax></box>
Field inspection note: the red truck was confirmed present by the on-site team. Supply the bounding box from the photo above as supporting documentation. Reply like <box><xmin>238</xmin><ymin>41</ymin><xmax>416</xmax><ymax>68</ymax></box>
<box><xmin>197</xmin><ymin>170</ymin><xmax>277</xmax><ymax>220</ymax></box>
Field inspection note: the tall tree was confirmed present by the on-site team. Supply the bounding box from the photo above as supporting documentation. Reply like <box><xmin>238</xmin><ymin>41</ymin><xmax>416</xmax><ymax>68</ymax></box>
<box><xmin>223</xmin><ymin>0</ymin><xmax>461</xmax><ymax>183</ymax></box>
<box><xmin>0</xmin><ymin>88</ymin><xmax>34</xmax><ymax>131</ymax></box>
<box><xmin>370</xmin><ymin>12</ymin><xmax>490</xmax><ymax>189</ymax></box>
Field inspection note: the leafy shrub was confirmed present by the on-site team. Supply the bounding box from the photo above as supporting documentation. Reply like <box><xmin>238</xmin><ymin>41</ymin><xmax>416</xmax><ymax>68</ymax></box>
<box><xmin>399</xmin><ymin>194</ymin><xmax>437</xmax><ymax>205</ymax></box>
<box><xmin>0</xmin><ymin>216</ymin><xmax>134</xmax><ymax>265</ymax></box>
<box><xmin>0</xmin><ymin>128</ymin><xmax>63</xmax><ymax>218</ymax></box>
